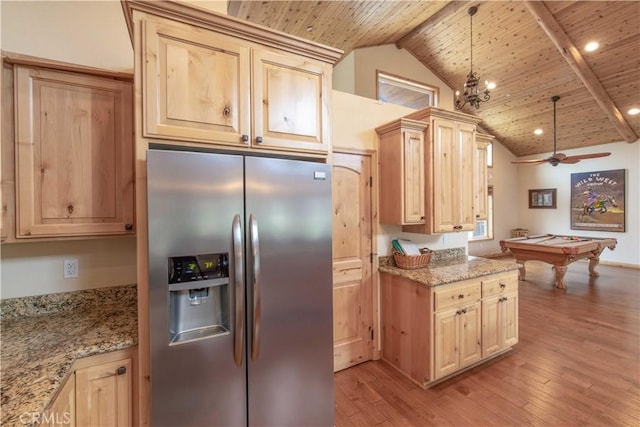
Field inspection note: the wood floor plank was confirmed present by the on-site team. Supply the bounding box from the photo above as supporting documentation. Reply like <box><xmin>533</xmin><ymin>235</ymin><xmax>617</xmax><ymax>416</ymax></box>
<box><xmin>335</xmin><ymin>258</ymin><xmax>640</xmax><ymax>426</ymax></box>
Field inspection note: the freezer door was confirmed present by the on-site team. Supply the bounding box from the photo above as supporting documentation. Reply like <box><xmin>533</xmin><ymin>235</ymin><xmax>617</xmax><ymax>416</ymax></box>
<box><xmin>245</xmin><ymin>157</ymin><xmax>334</xmax><ymax>426</ymax></box>
<box><xmin>147</xmin><ymin>149</ymin><xmax>247</xmax><ymax>427</ymax></box>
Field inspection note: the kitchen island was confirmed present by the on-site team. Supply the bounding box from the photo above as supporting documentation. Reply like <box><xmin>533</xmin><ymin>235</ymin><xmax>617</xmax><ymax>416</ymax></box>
<box><xmin>0</xmin><ymin>285</ymin><xmax>137</xmax><ymax>426</ymax></box>
<box><xmin>379</xmin><ymin>252</ymin><xmax>519</xmax><ymax>387</ymax></box>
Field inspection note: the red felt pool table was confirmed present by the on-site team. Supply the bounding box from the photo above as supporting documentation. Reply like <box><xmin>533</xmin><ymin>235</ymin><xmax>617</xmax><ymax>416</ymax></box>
<box><xmin>499</xmin><ymin>234</ymin><xmax>617</xmax><ymax>289</ymax></box>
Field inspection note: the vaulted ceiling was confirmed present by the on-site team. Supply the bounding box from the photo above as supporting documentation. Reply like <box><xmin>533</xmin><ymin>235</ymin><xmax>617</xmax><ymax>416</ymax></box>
<box><xmin>227</xmin><ymin>1</ymin><xmax>640</xmax><ymax>157</ymax></box>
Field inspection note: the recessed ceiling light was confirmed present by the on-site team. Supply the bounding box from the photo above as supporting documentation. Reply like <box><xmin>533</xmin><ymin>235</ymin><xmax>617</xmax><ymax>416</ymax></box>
<box><xmin>306</xmin><ymin>25</ymin><xmax>313</xmax><ymax>32</ymax></box>
<box><xmin>629</xmin><ymin>107</ymin><xmax>640</xmax><ymax>115</ymax></box>
<box><xmin>485</xmin><ymin>81</ymin><xmax>497</xmax><ymax>90</ymax></box>
<box><xmin>534</xmin><ymin>129</ymin><xmax>543</xmax><ymax>135</ymax></box>
<box><xmin>585</xmin><ymin>41</ymin><xmax>599</xmax><ymax>52</ymax></box>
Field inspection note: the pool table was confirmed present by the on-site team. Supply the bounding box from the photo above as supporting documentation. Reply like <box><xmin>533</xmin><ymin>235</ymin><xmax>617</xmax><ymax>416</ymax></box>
<box><xmin>499</xmin><ymin>234</ymin><xmax>617</xmax><ymax>289</ymax></box>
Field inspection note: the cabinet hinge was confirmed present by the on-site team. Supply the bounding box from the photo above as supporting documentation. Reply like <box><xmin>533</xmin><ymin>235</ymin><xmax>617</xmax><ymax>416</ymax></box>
<box><xmin>369</xmin><ymin>176</ymin><xmax>373</xmax><ymax>187</ymax></box>
<box><xmin>370</xmin><ymin>328</ymin><xmax>374</xmax><ymax>340</ymax></box>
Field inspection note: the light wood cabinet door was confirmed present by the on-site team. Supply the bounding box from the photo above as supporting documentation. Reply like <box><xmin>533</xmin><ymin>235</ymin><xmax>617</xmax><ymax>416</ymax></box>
<box><xmin>474</xmin><ymin>134</ymin><xmax>492</xmax><ymax>221</ymax></box>
<box><xmin>44</xmin><ymin>374</ymin><xmax>75</xmax><ymax>427</ymax></box>
<box><xmin>143</xmin><ymin>18</ymin><xmax>251</xmax><ymax>146</ymax></box>
<box><xmin>377</xmin><ymin>118</ymin><xmax>427</xmax><ymax>225</ymax></box>
<box><xmin>432</xmin><ymin>119</ymin><xmax>476</xmax><ymax>232</ymax></box>
<box><xmin>456</xmin><ymin>123</ymin><xmax>476</xmax><ymax>231</ymax></box>
<box><xmin>14</xmin><ymin>66</ymin><xmax>134</xmax><ymax>238</ymax></box>
<box><xmin>434</xmin><ymin>300</ymin><xmax>482</xmax><ymax>380</ymax></box>
<box><xmin>252</xmin><ymin>49</ymin><xmax>331</xmax><ymax>153</ymax></box>
<box><xmin>75</xmin><ymin>358</ymin><xmax>132</xmax><ymax>427</ymax></box>
<box><xmin>482</xmin><ymin>272</ymin><xmax>519</xmax><ymax>357</ymax></box>
<box><xmin>432</xmin><ymin>118</ymin><xmax>457</xmax><ymax>232</ymax></box>
<box><xmin>434</xmin><ymin>306</ymin><xmax>460</xmax><ymax>379</ymax></box>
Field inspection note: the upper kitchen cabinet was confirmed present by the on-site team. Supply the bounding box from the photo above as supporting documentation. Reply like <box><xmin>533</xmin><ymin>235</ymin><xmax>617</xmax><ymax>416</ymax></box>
<box><xmin>131</xmin><ymin>1</ymin><xmax>341</xmax><ymax>156</ymax></box>
<box><xmin>474</xmin><ymin>133</ymin><xmax>494</xmax><ymax>221</ymax></box>
<box><xmin>379</xmin><ymin>107</ymin><xmax>482</xmax><ymax>234</ymax></box>
<box><xmin>376</xmin><ymin>118</ymin><xmax>428</xmax><ymax>225</ymax></box>
<box><xmin>9</xmin><ymin>64</ymin><xmax>134</xmax><ymax>239</ymax></box>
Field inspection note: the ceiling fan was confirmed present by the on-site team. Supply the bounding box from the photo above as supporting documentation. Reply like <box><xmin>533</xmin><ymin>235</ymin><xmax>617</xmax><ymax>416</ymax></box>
<box><xmin>511</xmin><ymin>96</ymin><xmax>611</xmax><ymax>166</ymax></box>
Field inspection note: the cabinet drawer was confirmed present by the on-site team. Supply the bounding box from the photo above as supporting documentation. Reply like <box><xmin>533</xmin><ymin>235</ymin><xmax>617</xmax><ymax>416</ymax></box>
<box><xmin>434</xmin><ymin>281</ymin><xmax>481</xmax><ymax>310</ymax></box>
<box><xmin>482</xmin><ymin>272</ymin><xmax>518</xmax><ymax>297</ymax></box>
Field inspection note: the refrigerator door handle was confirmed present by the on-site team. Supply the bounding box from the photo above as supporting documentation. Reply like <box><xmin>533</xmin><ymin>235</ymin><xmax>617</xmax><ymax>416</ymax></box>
<box><xmin>232</xmin><ymin>214</ymin><xmax>245</xmax><ymax>367</ymax></box>
<box><xmin>249</xmin><ymin>214</ymin><xmax>261</xmax><ymax>362</ymax></box>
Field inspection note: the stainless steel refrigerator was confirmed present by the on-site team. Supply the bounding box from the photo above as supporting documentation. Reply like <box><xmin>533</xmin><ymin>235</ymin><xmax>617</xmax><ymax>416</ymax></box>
<box><xmin>147</xmin><ymin>149</ymin><xmax>334</xmax><ymax>426</ymax></box>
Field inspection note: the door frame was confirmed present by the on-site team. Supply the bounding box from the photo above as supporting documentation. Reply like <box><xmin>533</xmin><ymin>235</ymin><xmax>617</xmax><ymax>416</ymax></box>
<box><xmin>331</xmin><ymin>147</ymin><xmax>381</xmax><ymax>360</ymax></box>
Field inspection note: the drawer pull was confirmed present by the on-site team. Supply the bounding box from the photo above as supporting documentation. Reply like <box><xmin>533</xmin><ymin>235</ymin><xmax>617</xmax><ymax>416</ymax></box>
<box><xmin>117</xmin><ymin>366</ymin><xmax>127</xmax><ymax>375</ymax></box>
<box><xmin>242</xmin><ymin>134</ymin><xmax>249</xmax><ymax>143</ymax></box>
<box><xmin>500</xmin><ymin>283</ymin><xmax>506</xmax><ymax>289</ymax></box>
<box><xmin>458</xmin><ymin>294</ymin><xmax>465</xmax><ymax>299</ymax></box>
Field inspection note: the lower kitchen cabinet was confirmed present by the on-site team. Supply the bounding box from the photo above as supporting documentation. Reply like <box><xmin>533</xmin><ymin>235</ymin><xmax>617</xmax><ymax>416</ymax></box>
<box><xmin>42</xmin><ymin>348</ymin><xmax>135</xmax><ymax>427</ymax></box>
<box><xmin>381</xmin><ymin>270</ymin><xmax>518</xmax><ymax>387</ymax></box>
<box><xmin>43</xmin><ymin>374</ymin><xmax>75</xmax><ymax>427</ymax></box>
<box><xmin>434</xmin><ymin>301</ymin><xmax>482</xmax><ymax>380</ymax></box>
<box><xmin>481</xmin><ymin>272</ymin><xmax>519</xmax><ymax>357</ymax></box>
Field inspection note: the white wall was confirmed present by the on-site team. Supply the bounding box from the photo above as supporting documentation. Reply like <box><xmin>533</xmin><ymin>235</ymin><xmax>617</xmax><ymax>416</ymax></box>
<box><xmin>515</xmin><ymin>141</ymin><xmax>639</xmax><ymax>267</ymax></box>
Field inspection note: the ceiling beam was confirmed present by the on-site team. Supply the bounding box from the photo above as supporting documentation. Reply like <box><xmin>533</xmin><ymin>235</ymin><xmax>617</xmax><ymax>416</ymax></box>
<box><xmin>395</xmin><ymin>1</ymin><xmax>461</xmax><ymax>49</ymax></box>
<box><xmin>524</xmin><ymin>1</ymin><xmax>638</xmax><ymax>143</ymax></box>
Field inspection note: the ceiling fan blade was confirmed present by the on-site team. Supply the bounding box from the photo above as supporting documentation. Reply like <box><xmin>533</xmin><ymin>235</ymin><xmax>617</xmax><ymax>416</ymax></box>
<box><xmin>511</xmin><ymin>158</ymin><xmax>550</xmax><ymax>165</ymax></box>
<box><xmin>554</xmin><ymin>153</ymin><xmax>567</xmax><ymax>161</ymax></box>
<box><xmin>562</xmin><ymin>152</ymin><xmax>611</xmax><ymax>161</ymax></box>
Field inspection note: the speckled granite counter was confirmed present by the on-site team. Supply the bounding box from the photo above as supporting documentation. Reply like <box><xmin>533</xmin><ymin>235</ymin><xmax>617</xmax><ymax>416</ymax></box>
<box><xmin>379</xmin><ymin>252</ymin><xmax>519</xmax><ymax>286</ymax></box>
<box><xmin>0</xmin><ymin>285</ymin><xmax>137</xmax><ymax>426</ymax></box>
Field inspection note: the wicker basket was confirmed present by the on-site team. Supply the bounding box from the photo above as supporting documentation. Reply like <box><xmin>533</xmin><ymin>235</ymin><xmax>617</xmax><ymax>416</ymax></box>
<box><xmin>393</xmin><ymin>248</ymin><xmax>432</xmax><ymax>270</ymax></box>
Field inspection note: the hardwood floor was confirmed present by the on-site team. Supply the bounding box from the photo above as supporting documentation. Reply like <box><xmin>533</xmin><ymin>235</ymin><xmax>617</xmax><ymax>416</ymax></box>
<box><xmin>334</xmin><ymin>259</ymin><xmax>640</xmax><ymax>426</ymax></box>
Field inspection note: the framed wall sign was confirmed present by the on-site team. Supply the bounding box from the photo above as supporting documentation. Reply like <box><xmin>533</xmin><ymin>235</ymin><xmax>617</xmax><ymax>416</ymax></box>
<box><xmin>571</xmin><ymin>169</ymin><xmax>625</xmax><ymax>232</ymax></box>
<box><xmin>529</xmin><ymin>188</ymin><xmax>556</xmax><ymax>209</ymax></box>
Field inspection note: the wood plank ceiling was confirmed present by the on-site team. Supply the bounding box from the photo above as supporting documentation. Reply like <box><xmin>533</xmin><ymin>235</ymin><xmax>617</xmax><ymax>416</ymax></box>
<box><xmin>228</xmin><ymin>1</ymin><xmax>640</xmax><ymax>157</ymax></box>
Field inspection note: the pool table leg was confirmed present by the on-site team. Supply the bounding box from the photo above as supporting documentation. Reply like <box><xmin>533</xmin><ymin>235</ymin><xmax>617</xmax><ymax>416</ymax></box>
<box><xmin>588</xmin><ymin>256</ymin><xmax>601</xmax><ymax>278</ymax></box>
<box><xmin>553</xmin><ymin>265</ymin><xmax>568</xmax><ymax>289</ymax></box>
<box><xmin>515</xmin><ymin>261</ymin><xmax>526</xmax><ymax>281</ymax></box>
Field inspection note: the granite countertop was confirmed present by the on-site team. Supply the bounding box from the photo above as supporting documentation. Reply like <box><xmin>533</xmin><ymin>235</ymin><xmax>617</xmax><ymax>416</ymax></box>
<box><xmin>0</xmin><ymin>285</ymin><xmax>137</xmax><ymax>426</ymax></box>
<box><xmin>379</xmin><ymin>252</ymin><xmax>519</xmax><ymax>286</ymax></box>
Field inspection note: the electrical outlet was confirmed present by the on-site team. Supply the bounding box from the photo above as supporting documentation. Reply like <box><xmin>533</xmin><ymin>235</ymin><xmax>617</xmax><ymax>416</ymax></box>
<box><xmin>63</xmin><ymin>259</ymin><xmax>79</xmax><ymax>279</ymax></box>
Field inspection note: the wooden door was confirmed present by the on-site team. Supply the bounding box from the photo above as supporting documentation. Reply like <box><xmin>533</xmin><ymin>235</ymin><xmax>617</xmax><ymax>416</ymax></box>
<box><xmin>459</xmin><ymin>301</ymin><xmax>482</xmax><ymax>367</ymax></box>
<box><xmin>482</xmin><ymin>295</ymin><xmax>502</xmax><ymax>357</ymax></box>
<box><xmin>252</xmin><ymin>49</ymin><xmax>331</xmax><ymax>153</ymax></box>
<box><xmin>402</xmin><ymin>128</ymin><xmax>425</xmax><ymax>224</ymax></box>
<box><xmin>503</xmin><ymin>293</ymin><xmax>519</xmax><ymax>348</ymax></box>
<box><xmin>332</xmin><ymin>152</ymin><xmax>373</xmax><ymax>371</ymax></box>
<box><xmin>457</xmin><ymin>123</ymin><xmax>477</xmax><ymax>231</ymax></box>
<box><xmin>76</xmin><ymin>358</ymin><xmax>132</xmax><ymax>427</ymax></box>
<box><xmin>143</xmin><ymin>18</ymin><xmax>251</xmax><ymax>146</ymax></box>
<box><xmin>44</xmin><ymin>374</ymin><xmax>76</xmax><ymax>427</ymax></box>
<box><xmin>434</xmin><ymin>307</ymin><xmax>460</xmax><ymax>379</ymax></box>
<box><xmin>14</xmin><ymin>66</ymin><xmax>134</xmax><ymax>238</ymax></box>
<box><xmin>431</xmin><ymin>119</ymin><xmax>456</xmax><ymax>232</ymax></box>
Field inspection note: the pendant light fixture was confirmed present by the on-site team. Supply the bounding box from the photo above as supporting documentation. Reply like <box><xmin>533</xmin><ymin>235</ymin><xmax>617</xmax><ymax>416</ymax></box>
<box><xmin>455</xmin><ymin>6</ymin><xmax>491</xmax><ymax>110</ymax></box>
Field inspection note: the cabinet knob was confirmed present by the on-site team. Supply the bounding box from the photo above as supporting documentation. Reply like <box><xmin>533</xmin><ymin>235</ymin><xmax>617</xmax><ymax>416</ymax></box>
<box><xmin>117</xmin><ymin>366</ymin><xmax>127</xmax><ymax>375</ymax></box>
<box><xmin>125</xmin><ymin>224</ymin><xmax>134</xmax><ymax>231</ymax></box>
<box><xmin>500</xmin><ymin>283</ymin><xmax>506</xmax><ymax>289</ymax></box>
<box><xmin>223</xmin><ymin>106</ymin><xmax>230</xmax><ymax>117</ymax></box>
<box><xmin>242</xmin><ymin>134</ymin><xmax>249</xmax><ymax>143</ymax></box>
<box><xmin>256</xmin><ymin>136</ymin><xmax>263</xmax><ymax>144</ymax></box>
<box><xmin>458</xmin><ymin>294</ymin><xmax>465</xmax><ymax>299</ymax></box>
<box><xmin>67</xmin><ymin>205</ymin><xmax>74</xmax><ymax>214</ymax></box>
